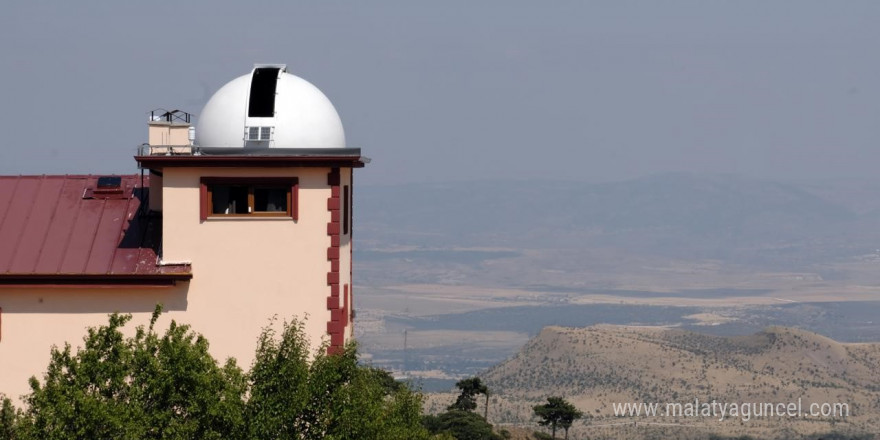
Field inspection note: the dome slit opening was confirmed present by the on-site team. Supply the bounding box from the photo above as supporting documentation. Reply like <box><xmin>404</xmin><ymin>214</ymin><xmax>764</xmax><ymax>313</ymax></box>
<box><xmin>248</xmin><ymin>67</ymin><xmax>280</xmax><ymax>118</ymax></box>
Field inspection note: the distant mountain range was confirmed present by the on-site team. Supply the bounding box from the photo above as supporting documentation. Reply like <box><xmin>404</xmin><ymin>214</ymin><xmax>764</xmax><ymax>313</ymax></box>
<box><xmin>358</xmin><ymin>174</ymin><xmax>880</xmax><ymax>267</ymax></box>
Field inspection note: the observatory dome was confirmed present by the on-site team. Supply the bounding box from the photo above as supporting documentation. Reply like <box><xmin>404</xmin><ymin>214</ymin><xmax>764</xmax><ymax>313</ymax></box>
<box><xmin>196</xmin><ymin>65</ymin><xmax>346</xmax><ymax>149</ymax></box>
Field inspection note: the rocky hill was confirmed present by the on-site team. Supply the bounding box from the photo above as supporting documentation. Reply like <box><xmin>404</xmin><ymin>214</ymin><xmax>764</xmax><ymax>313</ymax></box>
<box><xmin>471</xmin><ymin>325</ymin><xmax>880</xmax><ymax>439</ymax></box>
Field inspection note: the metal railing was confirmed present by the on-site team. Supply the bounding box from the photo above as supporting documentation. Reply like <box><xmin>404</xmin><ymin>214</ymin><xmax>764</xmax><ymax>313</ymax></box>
<box><xmin>148</xmin><ymin>109</ymin><xmax>192</xmax><ymax>124</ymax></box>
<box><xmin>136</xmin><ymin>143</ymin><xmax>196</xmax><ymax>157</ymax></box>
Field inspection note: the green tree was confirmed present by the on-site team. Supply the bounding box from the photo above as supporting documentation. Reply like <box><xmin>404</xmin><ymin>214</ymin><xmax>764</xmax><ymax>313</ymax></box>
<box><xmin>422</xmin><ymin>410</ymin><xmax>500</xmax><ymax>440</ymax></box>
<box><xmin>363</xmin><ymin>367</ymin><xmax>405</xmax><ymax>394</ymax></box>
<box><xmin>532</xmin><ymin>397</ymin><xmax>583</xmax><ymax>440</ymax></box>
<box><xmin>0</xmin><ymin>395</ymin><xmax>17</xmax><ymax>440</ymax></box>
<box><xmin>448</xmin><ymin>377</ymin><xmax>489</xmax><ymax>415</ymax></box>
<box><xmin>425</xmin><ymin>377</ymin><xmax>500</xmax><ymax>440</ymax></box>
<box><xmin>7</xmin><ymin>308</ymin><xmax>430</xmax><ymax>440</ymax></box>
<box><xmin>15</xmin><ymin>306</ymin><xmax>246</xmax><ymax>440</ymax></box>
<box><xmin>244</xmin><ymin>317</ymin><xmax>430</xmax><ymax>440</ymax></box>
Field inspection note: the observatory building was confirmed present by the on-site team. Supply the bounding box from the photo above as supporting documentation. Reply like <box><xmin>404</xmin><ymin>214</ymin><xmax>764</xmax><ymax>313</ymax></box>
<box><xmin>0</xmin><ymin>65</ymin><xmax>367</xmax><ymax>399</ymax></box>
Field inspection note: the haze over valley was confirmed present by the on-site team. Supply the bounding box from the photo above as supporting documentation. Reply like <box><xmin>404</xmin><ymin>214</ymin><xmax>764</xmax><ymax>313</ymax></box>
<box><xmin>354</xmin><ymin>173</ymin><xmax>880</xmax><ymax>386</ymax></box>
<box><xmin>351</xmin><ymin>173</ymin><xmax>880</xmax><ymax>438</ymax></box>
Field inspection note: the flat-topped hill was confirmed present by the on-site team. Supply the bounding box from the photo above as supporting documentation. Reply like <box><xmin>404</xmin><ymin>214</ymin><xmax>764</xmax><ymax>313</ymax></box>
<box><xmin>468</xmin><ymin>325</ymin><xmax>880</xmax><ymax>439</ymax></box>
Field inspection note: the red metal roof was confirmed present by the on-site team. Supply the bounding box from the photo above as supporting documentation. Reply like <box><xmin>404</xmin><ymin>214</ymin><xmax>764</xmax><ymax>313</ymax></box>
<box><xmin>0</xmin><ymin>175</ymin><xmax>191</xmax><ymax>285</ymax></box>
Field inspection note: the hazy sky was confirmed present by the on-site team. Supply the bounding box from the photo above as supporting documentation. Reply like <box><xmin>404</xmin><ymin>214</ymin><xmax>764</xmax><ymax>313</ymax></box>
<box><xmin>0</xmin><ymin>1</ymin><xmax>878</xmax><ymax>185</ymax></box>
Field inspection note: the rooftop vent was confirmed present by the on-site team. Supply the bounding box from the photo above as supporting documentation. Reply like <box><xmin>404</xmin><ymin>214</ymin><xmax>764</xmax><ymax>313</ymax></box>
<box><xmin>245</xmin><ymin>126</ymin><xmax>273</xmax><ymax>141</ymax></box>
<box><xmin>97</xmin><ymin>176</ymin><xmax>122</xmax><ymax>191</ymax></box>
<box><xmin>84</xmin><ymin>176</ymin><xmax>128</xmax><ymax>199</ymax></box>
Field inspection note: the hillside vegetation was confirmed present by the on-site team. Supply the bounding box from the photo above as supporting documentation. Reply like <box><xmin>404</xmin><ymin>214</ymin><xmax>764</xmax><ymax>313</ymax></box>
<box><xmin>474</xmin><ymin>325</ymin><xmax>880</xmax><ymax>439</ymax></box>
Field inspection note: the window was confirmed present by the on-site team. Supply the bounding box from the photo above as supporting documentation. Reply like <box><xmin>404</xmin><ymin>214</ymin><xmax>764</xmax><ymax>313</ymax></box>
<box><xmin>97</xmin><ymin>176</ymin><xmax>122</xmax><ymax>190</ymax></box>
<box><xmin>200</xmin><ymin>177</ymin><xmax>298</xmax><ymax>221</ymax></box>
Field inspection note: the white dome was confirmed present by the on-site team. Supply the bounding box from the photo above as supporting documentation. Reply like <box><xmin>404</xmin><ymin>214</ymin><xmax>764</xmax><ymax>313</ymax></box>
<box><xmin>196</xmin><ymin>66</ymin><xmax>346</xmax><ymax>149</ymax></box>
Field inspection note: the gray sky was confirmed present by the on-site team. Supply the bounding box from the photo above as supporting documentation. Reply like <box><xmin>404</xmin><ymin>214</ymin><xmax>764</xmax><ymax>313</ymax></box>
<box><xmin>0</xmin><ymin>1</ymin><xmax>878</xmax><ymax>185</ymax></box>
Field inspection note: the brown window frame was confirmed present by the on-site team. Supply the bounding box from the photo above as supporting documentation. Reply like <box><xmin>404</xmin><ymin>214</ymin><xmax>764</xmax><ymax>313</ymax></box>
<box><xmin>199</xmin><ymin>177</ymin><xmax>299</xmax><ymax>221</ymax></box>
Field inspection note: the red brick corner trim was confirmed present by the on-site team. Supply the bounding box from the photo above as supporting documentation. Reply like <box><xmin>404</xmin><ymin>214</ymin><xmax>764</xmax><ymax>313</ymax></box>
<box><xmin>325</xmin><ymin>168</ymin><xmax>348</xmax><ymax>355</ymax></box>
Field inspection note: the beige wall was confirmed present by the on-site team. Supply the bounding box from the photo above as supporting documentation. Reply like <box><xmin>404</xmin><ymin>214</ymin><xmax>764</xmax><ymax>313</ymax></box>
<box><xmin>0</xmin><ymin>285</ymin><xmax>189</xmax><ymax>400</ymax></box>
<box><xmin>161</xmin><ymin>166</ymin><xmax>346</xmax><ymax>363</ymax></box>
<box><xmin>0</xmin><ymin>165</ymin><xmax>355</xmax><ymax>402</ymax></box>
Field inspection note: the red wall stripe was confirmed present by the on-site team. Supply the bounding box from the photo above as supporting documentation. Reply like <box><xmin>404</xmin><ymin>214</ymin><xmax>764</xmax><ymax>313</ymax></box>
<box><xmin>325</xmin><ymin>168</ymin><xmax>344</xmax><ymax>355</ymax></box>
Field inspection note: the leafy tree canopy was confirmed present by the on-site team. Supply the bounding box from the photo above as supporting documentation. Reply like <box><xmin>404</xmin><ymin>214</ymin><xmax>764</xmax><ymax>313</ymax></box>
<box><xmin>16</xmin><ymin>307</ymin><xmax>245</xmax><ymax>440</ymax></box>
<box><xmin>422</xmin><ymin>410</ymin><xmax>500</xmax><ymax>440</ymax></box>
<box><xmin>532</xmin><ymin>396</ymin><xmax>583</xmax><ymax>440</ymax></box>
<box><xmin>448</xmin><ymin>377</ymin><xmax>488</xmax><ymax>412</ymax></box>
<box><xmin>0</xmin><ymin>396</ymin><xmax>15</xmax><ymax>440</ymax></box>
<box><xmin>0</xmin><ymin>306</ymin><xmax>430</xmax><ymax>440</ymax></box>
<box><xmin>245</xmin><ymin>317</ymin><xmax>429</xmax><ymax>440</ymax></box>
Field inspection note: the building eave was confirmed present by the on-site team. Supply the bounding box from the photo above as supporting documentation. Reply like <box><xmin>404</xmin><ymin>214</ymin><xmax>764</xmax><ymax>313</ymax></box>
<box><xmin>0</xmin><ymin>273</ymin><xmax>192</xmax><ymax>288</ymax></box>
<box><xmin>135</xmin><ymin>147</ymin><xmax>368</xmax><ymax>169</ymax></box>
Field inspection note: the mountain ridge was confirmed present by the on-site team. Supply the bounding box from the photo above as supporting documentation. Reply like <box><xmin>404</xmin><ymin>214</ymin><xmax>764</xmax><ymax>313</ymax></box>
<box><xmin>358</xmin><ymin>173</ymin><xmax>870</xmax><ymax>266</ymax></box>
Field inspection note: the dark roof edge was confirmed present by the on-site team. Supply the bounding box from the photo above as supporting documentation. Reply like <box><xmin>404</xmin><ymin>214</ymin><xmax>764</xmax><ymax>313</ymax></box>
<box><xmin>135</xmin><ymin>154</ymin><xmax>367</xmax><ymax>168</ymax></box>
<box><xmin>0</xmin><ymin>273</ymin><xmax>192</xmax><ymax>287</ymax></box>
<box><xmin>197</xmin><ymin>147</ymin><xmax>361</xmax><ymax>156</ymax></box>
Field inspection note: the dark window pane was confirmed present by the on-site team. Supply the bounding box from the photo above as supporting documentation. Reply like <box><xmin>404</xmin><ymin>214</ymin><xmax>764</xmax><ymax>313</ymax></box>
<box><xmin>343</xmin><ymin>185</ymin><xmax>349</xmax><ymax>235</ymax></box>
<box><xmin>211</xmin><ymin>185</ymin><xmax>249</xmax><ymax>214</ymax></box>
<box><xmin>248</xmin><ymin>68</ymin><xmax>280</xmax><ymax>117</ymax></box>
<box><xmin>97</xmin><ymin>176</ymin><xmax>122</xmax><ymax>189</ymax></box>
<box><xmin>254</xmin><ymin>187</ymin><xmax>287</xmax><ymax>212</ymax></box>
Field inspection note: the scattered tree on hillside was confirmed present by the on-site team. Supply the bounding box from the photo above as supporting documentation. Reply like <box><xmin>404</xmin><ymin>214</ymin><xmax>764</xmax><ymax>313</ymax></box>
<box><xmin>423</xmin><ymin>376</ymin><xmax>499</xmax><ymax>439</ymax></box>
<box><xmin>422</xmin><ymin>410</ymin><xmax>500</xmax><ymax>440</ymax></box>
<box><xmin>448</xmin><ymin>377</ymin><xmax>489</xmax><ymax>417</ymax></box>
<box><xmin>533</xmin><ymin>396</ymin><xmax>582</xmax><ymax>440</ymax></box>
